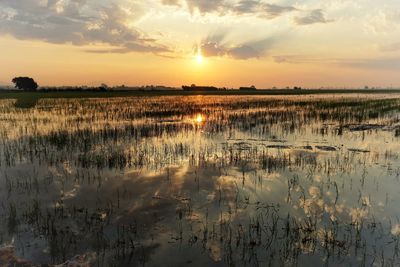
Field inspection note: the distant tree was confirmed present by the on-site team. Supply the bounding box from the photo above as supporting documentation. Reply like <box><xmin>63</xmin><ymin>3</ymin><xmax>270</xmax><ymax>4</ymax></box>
<box><xmin>100</xmin><ymin>83</ymin><xmax>109</xmax><ymax>91</ymax></box>
<box><xmin>12</xmin><ymin>77</ymin><xmax>38</xmax><ymax>91</ymax></box>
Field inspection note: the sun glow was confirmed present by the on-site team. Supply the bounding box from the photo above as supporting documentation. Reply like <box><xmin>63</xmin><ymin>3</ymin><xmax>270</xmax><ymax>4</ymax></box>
<box><xmin>195</xmin><ymin>114</ymin><xmax>204</xmax><ymax>123</ymax></box>
<box><xmin>196</xmin><ymin>49</ymin><xmax>203</xmax><ymax>64</ymax></box>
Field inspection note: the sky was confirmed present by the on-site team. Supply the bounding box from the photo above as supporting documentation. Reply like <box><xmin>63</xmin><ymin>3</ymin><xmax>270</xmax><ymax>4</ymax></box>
<box><xmin>1</xmin><ymin>0</ymin><xmax>400</xmax><ymax>88</ymax></box>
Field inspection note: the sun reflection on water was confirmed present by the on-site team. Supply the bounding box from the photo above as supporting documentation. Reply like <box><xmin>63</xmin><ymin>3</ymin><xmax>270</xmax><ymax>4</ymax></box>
<box><xmin>195</xmin><ymin>114</ymin><xmax>205</xmax><ymax>123</ymax></box>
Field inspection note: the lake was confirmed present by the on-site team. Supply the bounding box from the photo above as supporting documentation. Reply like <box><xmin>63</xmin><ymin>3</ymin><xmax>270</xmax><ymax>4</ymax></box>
<box><xmin>1</xmin><ymin>94</ymin><xmax>400</xmax><ymax>266</ymax></box>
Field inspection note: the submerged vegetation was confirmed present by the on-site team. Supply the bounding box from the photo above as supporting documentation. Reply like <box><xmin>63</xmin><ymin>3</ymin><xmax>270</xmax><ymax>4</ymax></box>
<box><xmin>0</xmin><ymin>94</ymin><xmax>400</xmax><ymax>266</ymax></box>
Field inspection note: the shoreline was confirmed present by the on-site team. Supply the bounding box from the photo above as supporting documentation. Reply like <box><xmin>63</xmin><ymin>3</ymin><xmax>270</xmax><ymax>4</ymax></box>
<box><xmin>1</xmin><ymin>89</ymin><xmax>400</xmax><ymax>100</ymax></box>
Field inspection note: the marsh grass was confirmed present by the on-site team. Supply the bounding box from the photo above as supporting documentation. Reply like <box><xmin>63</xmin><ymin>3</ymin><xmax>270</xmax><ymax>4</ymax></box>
<box><xmin>0</xmin><ymin>95</ymin><xmax>399</xmax><ymax>266</ymax></box>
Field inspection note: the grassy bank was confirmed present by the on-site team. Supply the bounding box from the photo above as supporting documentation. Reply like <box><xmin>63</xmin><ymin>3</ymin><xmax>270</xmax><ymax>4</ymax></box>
<box><xmin>1</xmin><ymin>89</ymin><xmax>400</xmax><ymax>108</ymax></box>
<box><xmin>1</xmin><ymin>89</ymin><xmax>400</xmax><ymax>99</ymax></box>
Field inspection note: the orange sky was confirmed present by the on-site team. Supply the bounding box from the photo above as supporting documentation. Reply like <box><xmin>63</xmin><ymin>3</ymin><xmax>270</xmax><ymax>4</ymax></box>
<box><xmin>1</xmin><ymin>0</ymin><xmax>400</xmax><ymax>88</ymax></box>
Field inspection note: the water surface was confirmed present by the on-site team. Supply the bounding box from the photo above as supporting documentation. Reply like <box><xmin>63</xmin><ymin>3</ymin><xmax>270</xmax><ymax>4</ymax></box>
<box><xmin>1</xmin><ymin>94</ymin><xmax>400</xmax><ymax>266</ymax></box>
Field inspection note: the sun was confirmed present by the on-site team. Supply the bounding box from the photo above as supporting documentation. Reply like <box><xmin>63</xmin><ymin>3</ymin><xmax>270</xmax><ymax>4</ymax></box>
<box><xmin>196</xmin><ymin>53</ymin><xmax>203</xmax><ymax>64</ymax></box>
<box><xmin>195</xmin><ymin>49</ymin><xmax>203</xmax><ymax>64</ymax></box>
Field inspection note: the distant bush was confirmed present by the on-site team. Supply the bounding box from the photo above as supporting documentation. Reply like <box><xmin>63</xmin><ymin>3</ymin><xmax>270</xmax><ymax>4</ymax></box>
<box><xmin>12</xmin><ymin>77</ymin><xmax>38</xmax><ymax>91</ymax></box>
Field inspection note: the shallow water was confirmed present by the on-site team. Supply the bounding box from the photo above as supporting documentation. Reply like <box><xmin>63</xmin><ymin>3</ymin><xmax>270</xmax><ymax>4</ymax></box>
<box><xmin>1</xmin><ymin>94</ymin><xmax>400</xmax><ymax>266</ymax></box>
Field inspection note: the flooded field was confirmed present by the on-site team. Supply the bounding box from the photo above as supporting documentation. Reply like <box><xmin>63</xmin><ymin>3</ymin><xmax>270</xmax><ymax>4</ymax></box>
<box><xmin>1</xmin><ymin>94</ymin><xmax>400</xmax><ymax>266</ymax></box>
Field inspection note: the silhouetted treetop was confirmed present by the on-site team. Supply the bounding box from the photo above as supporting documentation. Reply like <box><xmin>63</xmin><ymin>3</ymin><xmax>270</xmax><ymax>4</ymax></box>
<box><xmin>12</xmin><ymin>77</ymin><xmax>38</xmax><ymax>91</ymax></box>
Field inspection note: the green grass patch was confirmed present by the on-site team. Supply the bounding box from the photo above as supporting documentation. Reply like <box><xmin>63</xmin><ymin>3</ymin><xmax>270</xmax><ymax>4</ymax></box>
<box><xmin>1</xmin><ymin>89</ymin><xmax>400</xmax><ymax>109</ymax></box>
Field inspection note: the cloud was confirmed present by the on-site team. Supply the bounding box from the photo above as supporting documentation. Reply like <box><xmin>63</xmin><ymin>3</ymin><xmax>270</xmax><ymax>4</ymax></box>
<box><xmin>338</xmin><ymin>58</ymin><xmax>400</xmax><ymax>70</ymax></box>
<box><xmin>273</xmin><ymin>55</ymin><xmax>317</xmax><ymax>64</ymax></box>
<box><xmin>161</xmin><ymin>0</ymin><xmax>298</xmax><ymax>19</ymax></box>
<box><xmin>185</xmin><ymin>0</ymin><xmax>227</xmax><ymax>13</ymax></box>
<box><xmin>364</xmin><ymin>9</ymin><xmax>400</xmax><ymax>34</ymax></box>
<box><xmin>0</xmin><ymin>0</ymin><xmax>335</xmax><ymax>59</ymax></box>
<box><xmin>0</xmin><ymin>0</ymin><xmax>171</xmax><ymax>54</ymax></box>
<box><xmin>200</xmin><ymin>42</ymin><xmax>226</xmax><ymax>57</ymax></box>
<box><xmin>274</xmin><ymin>55</ymin><xmax>400</xmax><ymax>70</ymax></box>
<box><xmin>198</xmin><ymin>33</ymin><xmax>275</xmax><ymax>59</ymax></box>
<box><xmin>229</xmin><ymin>45</ymin><xmax>260</xmax><ymax>59</ymax></box>
<box><xmin>272</xmin><ymin>55</ymin><xmax>340</xmax><ymax>65</ymax></box>
<box><xmin>380</xmin><ymin>42</ymin><xmax>400</xmax><ymax>52</ymax></box>
<box><xmin>86</xmin><ymin>43</ymin><xmax>170</xmax><ymax>54</ymax></box>
<box><xmin>162</xmin><ymin>0</ymin><xmax>227</xmax><ymax>13</ymax></box>
<box><xmin>234</xmin><ymin>1</ymin><xmax>298</xmax><ymax>19</ymax></box>
<box><xmin>161</xmin><ymin>0</ymin><xmax>181</xmax><ymax>6</ymax></box>
<box><xmin>294</xmin><ymin>9</ymin><xmax>333</xmax><ymax>25</ymax></box>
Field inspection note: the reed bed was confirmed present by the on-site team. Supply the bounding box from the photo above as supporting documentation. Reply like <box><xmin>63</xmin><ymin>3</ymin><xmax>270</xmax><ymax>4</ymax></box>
<box><xmin>0</xmin><ymin>95</ymin><xmax>399</xmax><ymax>266</ymax></box>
